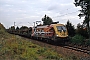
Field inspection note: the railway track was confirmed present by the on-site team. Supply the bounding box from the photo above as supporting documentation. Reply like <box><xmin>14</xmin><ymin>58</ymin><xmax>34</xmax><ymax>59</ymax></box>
<box><xmin>63</xmin><ymin>46</ymin><xmax>90</xmax><ymax>54</ymax></box>
<box><xmin>30</xmin><ymin>38</ymin><xmax>90</xmax><ymax>58</ymax></box>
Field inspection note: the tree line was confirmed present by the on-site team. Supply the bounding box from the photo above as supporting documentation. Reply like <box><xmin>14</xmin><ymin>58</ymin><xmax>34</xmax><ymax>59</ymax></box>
<box><xmin>9</xmin><ymin>0</ymin><xmax>90</xmax><ymax>40</ymax></box>
<box><xmin>9</xmin><ymin>14</ymin><xmax>89</xmax><ymax>39</ymax></box>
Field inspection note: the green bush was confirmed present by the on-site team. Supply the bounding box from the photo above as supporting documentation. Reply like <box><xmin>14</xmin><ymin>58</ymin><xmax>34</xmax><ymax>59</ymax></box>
<box><xmin>86</xmin><ymin>39</ymin><xmax>90</xmax><ymax>46</ymax></box>
<box><xmin>0</xmin><ymin>29</ymin><xmax>5</xmax><ymax>34</ymax></box>
<box><xmin>71</xmin><ymin>34</ymin><xmax>84</xmax><ymax>45</ymax></box>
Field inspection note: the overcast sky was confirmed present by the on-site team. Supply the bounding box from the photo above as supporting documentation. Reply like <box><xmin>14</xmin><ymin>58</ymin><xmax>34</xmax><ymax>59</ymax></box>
<box><xmin>0</xmin><ymin>0</ymin><xmax>83</xmax><ymax>28</ymax></box>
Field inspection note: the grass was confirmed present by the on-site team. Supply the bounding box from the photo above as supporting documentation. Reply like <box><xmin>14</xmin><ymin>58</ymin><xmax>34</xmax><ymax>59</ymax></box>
<box><xmin>0</xmin><ymin>30</ymin><xmax>64</xmax><ymax>60</ymax></box>
<box><xmin>0</xmin><ymin>33</ymin><xmax>80</xmax><ymax>60</ymax></box>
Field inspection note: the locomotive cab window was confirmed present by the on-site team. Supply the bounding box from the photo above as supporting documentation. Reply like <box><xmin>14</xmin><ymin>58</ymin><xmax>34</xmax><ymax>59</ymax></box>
<box><xmin>56</xmin><ymin>26</ymin><xmax>66</xmax><ymax>32</ymax></box>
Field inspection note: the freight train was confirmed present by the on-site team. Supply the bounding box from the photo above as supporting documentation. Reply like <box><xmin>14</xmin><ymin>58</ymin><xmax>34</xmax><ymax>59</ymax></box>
<box><xmin>7</xmin><ymin>23</ymin><xmax>69</xmax><ymax>43</ymax></box>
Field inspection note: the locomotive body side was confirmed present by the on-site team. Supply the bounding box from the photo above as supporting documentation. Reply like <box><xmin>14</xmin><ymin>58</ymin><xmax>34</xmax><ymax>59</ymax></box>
<box><xmin>31</xmin><ymin>25</ymin><xmax>51</xmax><ymax>38</ymax></box>
<box><xmin>31</xmin><ymin>24</ymin><xmax>69</xmax><ymax>42</ymax></box>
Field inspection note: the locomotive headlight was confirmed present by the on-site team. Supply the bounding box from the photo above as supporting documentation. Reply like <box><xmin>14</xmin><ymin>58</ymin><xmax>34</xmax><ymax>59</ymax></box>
<box><xmin>56</xmin><ymin>34</ymin><xmax>59</xmax><ymax>37</ymax></box>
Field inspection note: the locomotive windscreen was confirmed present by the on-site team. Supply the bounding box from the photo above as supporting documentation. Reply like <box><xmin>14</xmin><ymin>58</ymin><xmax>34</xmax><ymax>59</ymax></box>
<box><xmin>56</xmin><ymin>26</ymin><xmax>66</xmax><ymax>32</ymax></box>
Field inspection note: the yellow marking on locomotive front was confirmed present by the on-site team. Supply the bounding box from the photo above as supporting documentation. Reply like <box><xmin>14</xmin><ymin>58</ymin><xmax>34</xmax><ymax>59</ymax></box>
<box><xmin>52</xmin><ymin>24</ymin><xmax>68</xmax><ymax>38</ymax></box>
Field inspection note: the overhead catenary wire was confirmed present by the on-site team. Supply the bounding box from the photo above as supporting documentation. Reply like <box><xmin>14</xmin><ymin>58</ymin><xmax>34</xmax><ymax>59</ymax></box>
<box><xmin>53</xmin><ymin>10</ymin><xmax>79</xmax><ymax>18</ymax></box>
<box><xmin>55</xmin><ymin>7</ymin><xmax>74</xmax><ymax>14</ymax></box>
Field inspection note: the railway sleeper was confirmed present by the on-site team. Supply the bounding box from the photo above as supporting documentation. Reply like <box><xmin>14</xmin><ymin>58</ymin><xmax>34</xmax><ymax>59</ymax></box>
<box><xmin>87</xmin><ymin>51</ymin><xmax>90</xmax><ymax>54</ymax></box>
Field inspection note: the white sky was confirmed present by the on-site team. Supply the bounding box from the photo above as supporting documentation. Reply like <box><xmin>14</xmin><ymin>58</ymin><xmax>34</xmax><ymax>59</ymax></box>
<box><xmin>0</xmin><ymin>0</ymin><xmax>83</xmax><ymax>28</ymax></box>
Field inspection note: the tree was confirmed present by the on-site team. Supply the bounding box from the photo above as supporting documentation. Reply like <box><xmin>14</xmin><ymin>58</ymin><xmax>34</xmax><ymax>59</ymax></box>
<box><xmin>66</xmin><ymin>20</ymin><xmax>75</xmax><ymax>37</ymax></box>
<box><xmin>76</xmin><ymin>23</ymin><xmax>88</xmax><ymax>38</ymax></box>
<box><xmin>9</xmin><ymin>26</ymin><xmax>15</xmax><ymax>33</ymax></box>
<box><xmin>20</xmin><ymin>26</ymin><xmax>28</xmax><ymax>30</ymax></box>
<box><xmin>16</xmin><ymin>26</ymin><xmax>19</xmax><ymax>30</ymax></box>
<box><xmin>42</xmin><ymin>14</ymin><xmax>53</xmax><ymax>25</ymax></box>
<box><xmin>10</xmin><ymin>26</ymin><xmax>15</xmax><ymax>30</ymax></box>
<box><xmin>0</xmin><ymin>23</ymin><xmax>5</xmax><ymax>30</ymax></box>
<box><xmin>74</xmin><ymin>0</ymin><xmax>90</xmax><ymax>39</ymax></box>
<box><xmin>19</xmin><ymin>26</ymin><xmax>28</xmax><ymax>34</ymax></box>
